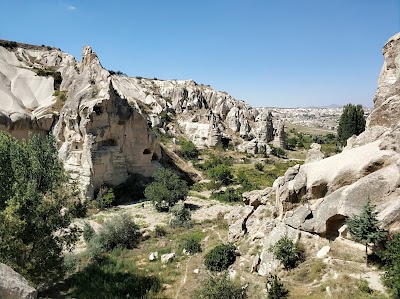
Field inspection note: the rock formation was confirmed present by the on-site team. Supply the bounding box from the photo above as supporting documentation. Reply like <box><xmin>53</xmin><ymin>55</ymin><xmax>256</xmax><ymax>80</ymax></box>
<box><xmin>112</xmin><ymin>77</ymin><xmax>275</xmax><ymax>148</ymax></box>
<box><xmin>0</xmin><ymin>263</ymin><xmax>37</xmax><ymax>299</ymax></box>
<box><xmin>226</xmin><ymin>32</ymin><xmax>400</xmax><ymax>276</ymax></box>
<box><xmin>0</xmin><ymin>41</ymin><xmax>160</xmax><ymax>199</ymax></box>
<box><xmin>0</xmin><ymin>40</ymin><xmax>275</xmax><ymax>198</ymax></box>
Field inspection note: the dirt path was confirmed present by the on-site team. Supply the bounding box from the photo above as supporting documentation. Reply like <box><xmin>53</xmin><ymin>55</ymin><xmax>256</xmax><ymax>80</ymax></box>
<box><xmin>174</xmin><ymin>256</ymin><xmax>192</xmax><ymax>299</ymax></box>
<box><xmin>211</xmin><ymin>225</ymin><xmax>225</xmax><ymax>242</ymax></box>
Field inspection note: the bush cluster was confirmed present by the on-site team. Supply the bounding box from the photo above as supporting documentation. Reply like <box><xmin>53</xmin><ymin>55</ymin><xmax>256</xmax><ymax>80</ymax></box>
<box><xmin>195</xmin><ymin>274</ymin><xmax>247</xmax><ymax>299</ymax></box>
<box><xmin>269</xmin><ymin>236</ymin><xmax>303</xmax><ymax>269</ymax></box>
<box><xmin>204</xmin><ymin>243</ymin><xmax>237</xmax><ymax>272</ymax></box>
<box><xmin>87</xmin><ymin>214</ymin><xmax>141</xmax><ymax>259</ymax></box>
<box><xmin>179</xmin><ymin>138</ymin><xmax>199</xmax><ymax>160</ymax></box>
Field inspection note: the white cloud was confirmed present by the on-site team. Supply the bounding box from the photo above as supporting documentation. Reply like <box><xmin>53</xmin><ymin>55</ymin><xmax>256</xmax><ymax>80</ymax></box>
<box><xmin>67</xmin><ymin>5</ymin><xmax>76</xmax><ymax>10</ymax></box>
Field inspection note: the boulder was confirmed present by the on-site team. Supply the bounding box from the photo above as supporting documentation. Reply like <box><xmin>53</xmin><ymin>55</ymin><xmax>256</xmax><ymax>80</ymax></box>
<box><xmin>305</xmin><ymin>143</ymin><xmax>325</xmax><ymax>163</ymax></box>
<box><xmin>316</xmin><ymin>246</ymin><xmax>331</xmax><ymax>258</ymax></box>
<box><xmin>0</xmin><ymin>263</ymin><xmax>37</xmax><ymax>299</ymax></box>
<box><xmin>161</xmin><ymin>252</ymin><xmax>175</xmax><ymax>263</ymax></box>
<box><xmin>149</xmin><ymin>252</ymin><xmax>158</xmax><ymax>261</ymax></box>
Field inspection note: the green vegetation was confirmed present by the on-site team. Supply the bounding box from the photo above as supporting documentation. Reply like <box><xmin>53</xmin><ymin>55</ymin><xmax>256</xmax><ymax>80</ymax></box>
<box><xmin>269</xmin><ymin>236</ymin><xmax>303</xmax><ymax>269</ymax></box>
<box><xmin>266</xmin><ymin>275</ymin><xmax>289</xmax><ymax>299</ymax></box>
<box><xmin>207</xmin><ymin>164</ymin><xmax>233</xmax><ymax>188</ymax></box>
<box><xmin>232</xmin><ymin>160</ymin><xmax>300</xmax><ymax>190</ymax></box>
<box><xmin>63</xmin><ymin>252</ymin><xmax>162</xmax><ymax>299</ymax></box>
<box><xmin>337</xmin><ymin>104</ymin><xmax>366</xmax><ymax>145</ymax></box>
<box><xmin>179</xmin><ymin>138</ymin><xmax>199</xmax><ymax>160</ymax></box>
<box><xmin>87</xmin><ymin>214</ymin><xmax>141</xmax><ymax>259</ymax></box>
<box><xmin>182</xmin><ymin>236</ymin><xmax>202</xmax><ymax>254</ymax></box>
<box><xmin>0</xmin><ymin>133</ymin><xmax>80</xmax><ymax>286</ymax></box>
<box><xmin>83</xmin><ymin>221</ymin><xmax>95</xmax><ymax>243</ymax></box>
<box><xmin>346</xmin><ymin>200</ymin><xmax>387</xmax><ymax>266</ymax></box>
<box><xmin>255</xmin><ymin>162</ymin><xmax>265</xmax><ymax>171</ymax></box>
<box><xmin>211</xmin><ymin>187</ymin><xmax>242</xmax><ymax>203</ymax></box>
<box><xmin>170</xmin><ymin>204</ymin><xmax>193</xmax><ymax>228</ymax></box>
<box><xmin>144</xmin><ymin>168</ymin><xmax>188</xmax><ymax>211</ymax></box>
<box><xmin>381</xmin><ymin>233</ymin><xmax>400</xmax><ymax>297</ymax></box>
<box><xmin>270</xmin><ymin>145</ymin><xmax>286</xmax><ymax>158</ymax></box>
<box><xmin>195</xmin><ymin>274</ymin><xmax>247</xmax><ymax>299</ymax></box>
<box><xmin>93</xmin><ymin>185</ymin><xmax>115</xmax><ymax>210</ymax></box>
<box><xmin>204</xmin><ymin>243</ymin><xmax>237</xmax><ymax>272</ymax></box>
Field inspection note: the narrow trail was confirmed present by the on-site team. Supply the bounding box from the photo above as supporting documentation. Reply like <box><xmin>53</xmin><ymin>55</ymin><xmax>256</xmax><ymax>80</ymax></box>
<box><xmin>174</xmin><ymin>256</ymin><xmax>192</xmax><ymax>299</ymax></box>
<box><xmin>174</xmin><ymin>225</ymin><xmax>226</xmax><ymax>298</ymax></box>
<box><xmin>211</xmin><ymin>225</ymin><xmax>224</xmax><ymax>242</ymax></box>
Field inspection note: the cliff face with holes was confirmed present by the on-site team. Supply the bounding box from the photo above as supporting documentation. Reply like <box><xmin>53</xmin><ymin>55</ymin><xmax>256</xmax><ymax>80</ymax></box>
<box><xmin>0</xmin><ymin>40</ymin><xmax>278</xmax><ymax>198</ymax></box>
<box><xmin>0</xmin><ymin>41</ymin><xmax>160</xmax><ymax>199</ymax></box>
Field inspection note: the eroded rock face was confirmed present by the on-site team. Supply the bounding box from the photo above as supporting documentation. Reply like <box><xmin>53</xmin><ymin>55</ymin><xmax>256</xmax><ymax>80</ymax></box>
<box><xmin>226</xmin><ymin>32</ymin><xmax>400</xmax><ymax>277</ymax></box>
<box><xmin>368</xmin><ymin>32</ymin><xmax>400</xmax><ymax>129</ymax></box>
<box><xmin>0</xmin><ymin>42</ymin><xmax>161</xmax><ymax>199</ymax></box>
<box><xmin>112</xmin><ymin>77</ymin><xmax>275</xmax><ymax>148</ymax></box>
<box><xmin>272</xmin><ymin>32</ymin><xmax>400</xmax><ymax>237</ymax></box>
<box><xmin>0</xmin><ymin>263</ymin><xmax>37</xmax><ymax>299</ymax></box>
<box><xmin>53</xmin><ymin>47</ymin><xmax>161</xmax><ymax>198</ymax></box>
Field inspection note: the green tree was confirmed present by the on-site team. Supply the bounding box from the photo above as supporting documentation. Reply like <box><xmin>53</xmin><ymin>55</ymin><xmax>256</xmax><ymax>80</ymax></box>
<box><xmin>204</xmin><ymin>243</ymin><xmax>237</xmax><ymax>272</ymax></box>
<box><xmin>179</xmin><ymin>138</ymin><xmax>199</xmax><ymax>160</ymax></box>
<box><xmin>337</xmin><ymin>104</ymin><xmax>366</xmax><ymax>145</ymax></box>
<box><xmin>144</xmin><ymin>168</ymin><xmax>188</xmax><ymax>211</ymax></box>
<box><xmin>381</xmin><ymin>234</ymin><xmax>400</xmax><ymax>297</ymax></box>
<box><xmin>207</xmin><ymin>164</ymin><xmax>233</xmax><ymax>188</ymax></box>
<box><xmin>266</xmin><ymin>275</ymin><xmax>289</xmax><ymax>299</ymax></box>
<box><xmin>346</xmin><ymin>200</ymin><xmax>387</xmax><ymax>266</ymax></box>
<box><xmin>195</xmin><ymin>274</ymin><xmax>247</xmax><ymax>299</ymax></box>
<box><xmin>0</xmin><ymin>133</ymin><xmax>80</xmax><ymax>286</ymax></box>
<box><xmin>269</xmin><ymin>236</ymin><xmax>303</xmax><ymax>269</ymax></box>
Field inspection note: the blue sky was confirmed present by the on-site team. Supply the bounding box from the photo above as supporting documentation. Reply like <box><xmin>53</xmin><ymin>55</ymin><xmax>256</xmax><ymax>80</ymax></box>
<box><xmin>1</xmin><ymin>1</ymin><xmax>399</xmax><ymax>108</ymax></box>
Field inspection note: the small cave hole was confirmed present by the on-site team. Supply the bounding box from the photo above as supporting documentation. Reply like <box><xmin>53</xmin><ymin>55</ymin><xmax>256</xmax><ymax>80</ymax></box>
<box><xmin>93</xmin><ymin>106</ymin><xmax>103</xmax><ymax>115</ymax></box>
<box><xmin>151</xmin><ymin>153</ymin><xmax>159</xmax><ymax>160</ymax></box>
<box><xmin>143</xmin><ymin>148</ymin><xmax>152</xmax><ymax>155</ymax></box>
<box><xmin>322</xmin><ymin>214</ymin><xmax>347</xmax><ymax>240</ymax></box>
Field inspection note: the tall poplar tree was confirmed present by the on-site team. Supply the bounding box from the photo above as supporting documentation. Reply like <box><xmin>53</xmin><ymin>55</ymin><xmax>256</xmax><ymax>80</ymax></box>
<box><xmin>337</xmin><ymin>104</ymin><xmax>366</xmax><ymax>145</ymax></box>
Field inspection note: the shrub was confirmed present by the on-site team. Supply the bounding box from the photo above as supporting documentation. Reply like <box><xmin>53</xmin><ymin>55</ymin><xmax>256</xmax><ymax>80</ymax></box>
<box><xmin>88</xmin><ymin>214</ymin><xmax>141</xmax><ymax>258</ymax></box>
<box><xmin>269</xmin><ymin>236</ymin><xmax>303</xmax><ymax>269</ymax></box>
<box><xmin>154</xmin><ymin>225</ymin><xmax>167</xmax><ymax>237</ymax></box>
<box><xmin>255</xmin><ymin>162</ymin><xmax>264</xmax><ymax>171</ymax></box>
<box><xmin>144</xmin><ymin>168</ymin><xmax>188</xmax><ymax>211</ymax></box>
<box><xmin>182</xmin><ymin>236</ymin><xmax>202</xmax><ymax>254</ymax></box>
<box><xmin>194</xmin><ymin>274</ymin><xmax>247</xmax><ymax>299</ymax></box>
<box><xmin>94</xmin><ymin>185</ymin><xmax>115</xmax><ymax>210</ymax></box>
<box><xmin>179</xmin><ymin>138</ymin><xmax>199</xmax><ymax>160</ymax></box>
<box><xmin>207</xmin><ymin>164</ymin><xmax>233</xmax><ymax>187</ymax></box>
<box><xmin>204</xmin><ymin>244</ymin><xmax>237</xmax><ymax>272</ymax></box>
<box><xmin>266</xmin><ymin>275</ymin><xmax>289</xmax><ymax>299</ymax></box>
<box><xmin>83</xmin><ymin>222</ymin><xmax>95</xmax><ymax>243</ymax></box>
<box><xmin>211</xmin><ymin>187</ymin><xmax>242</xmax><ymax>203</ymax></box>
<box><xmin>271</xmin><ymin>146</ymin><xmax>286</xmax><ymax>158</ymax></box>
<box><xmin>170</xmin><ymin>205</ymin><xmax>193</xmax><ymax>228</ymax></box>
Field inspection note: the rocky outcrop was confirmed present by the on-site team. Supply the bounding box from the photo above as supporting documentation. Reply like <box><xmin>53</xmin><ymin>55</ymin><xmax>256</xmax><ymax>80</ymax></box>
<box><xmin>112</xmin><ymin>77</ymin><xmax>275</xmax><ymax>147</ymax></box>
<box><xmin>305</xmin><ymin>143</ymin><xmax>325</xmax><ymax>163</ymax></box>
<box><xmin>226</xmin><ymin>32</ymin><xmax>400</xmax><ymax>277</ymax></box>
<box><xmin>277</xmin><ymin>33</ymin><xmax>400</xmax><ymax>236</ymax></box>
<box><xmin>53</xmin><ymin>46</ymin><xmax>161</xmax><ymax>198</ymax></box>
<box><xmin>0</xmin><ymin>263</ymin><xmax>37</xmax><ymax>299</ymax></box>
<box><xmin>368</xmin><ymin>32</ymin><xmax>400</xmax><ymax>129</ymax></box>
<box><xmin>0</xmin><ymin>42</ymin><xmax>161</xmax><ymax>199</ymax></box>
